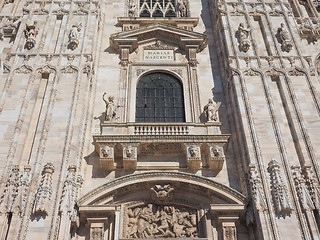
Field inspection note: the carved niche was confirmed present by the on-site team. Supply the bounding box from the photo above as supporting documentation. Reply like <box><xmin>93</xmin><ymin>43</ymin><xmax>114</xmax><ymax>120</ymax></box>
<box><xmin>124</xmin><ymin>204</ymin><xmax>199</xmax><ymax>239</ymax></box>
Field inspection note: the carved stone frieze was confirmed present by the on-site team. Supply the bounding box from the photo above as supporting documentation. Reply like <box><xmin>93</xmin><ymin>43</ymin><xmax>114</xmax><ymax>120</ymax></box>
<box><xmin>125</xmin><ymin>204</ymin><xmax>198</xmax><ymax>238</ymax></box>
<box><xmin>268</xmin><ymin>160</ymin><xmax>293</xmax><ymax>217</ymax></box>
<box><xmin>144</xmin><ymin>40</ymin><xmax>175</xmax><ymax>50</ymax></box>
<box><xmin>33</xmin><ymin>163</ymin><xmax>55</xmax><ymax>216</ymax></box>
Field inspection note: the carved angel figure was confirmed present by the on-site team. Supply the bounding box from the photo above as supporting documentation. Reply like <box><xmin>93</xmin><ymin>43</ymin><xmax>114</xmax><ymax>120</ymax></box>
<box><xmin>237</xmin><ymin>23</ymin><xmax>251</xmax><ymax>52</ymax></box>
<box><xmin>103</xmin><ymin>93</ymin><xmax>117</xmax><ymax>121</ymax></box>
<box><xmin>128</xmin><ymin>0</ymin><xmax>136</xmax><ymax>17</ymax></box>
<box><xmin>203</xmin><ymin>98</ymin><xmax>220</xmax><ymax>122</ymax></box>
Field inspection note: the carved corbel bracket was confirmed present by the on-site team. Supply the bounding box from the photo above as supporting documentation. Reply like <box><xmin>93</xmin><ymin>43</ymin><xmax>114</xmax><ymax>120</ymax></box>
<box><xmin>185</xmin><ymin>143</ymin><xmax>202</xmax><ymax>170</ymax></box>
<box><xmin>121</xmin><ymin>143</ymin><xmax>139</xmax><ymax>171</ymax></box>
<box><xmin>207</xmin><ymin>143</ymin><xmax>225</xmax><ymax>172</ymax></box>
<box><xmin>97</xmin><ymin>144</ymin><xmax>116</xmax><ymax>170</ymax></box>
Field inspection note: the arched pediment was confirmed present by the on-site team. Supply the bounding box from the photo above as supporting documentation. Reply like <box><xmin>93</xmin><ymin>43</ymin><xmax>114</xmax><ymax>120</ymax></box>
<box><xmin>78</xmin><ymin>171</ymin><xmax>246</xmax><ymax>206</ymax></box>
<box><xmin>110</xmin><ymin>23</ymin><xmax>208</xmax><ymax>53</ymax></box>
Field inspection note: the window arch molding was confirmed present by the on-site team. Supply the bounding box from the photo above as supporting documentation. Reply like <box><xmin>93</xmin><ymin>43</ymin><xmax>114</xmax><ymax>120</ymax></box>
<box><xmin>127</xmin><ymin>69</ymin><xmax>193</xmax><ymax>123</ymax></box>
<box><xmin>135</xmin><ymin>71</ymin><xmax>185</xmax><ymax>122</ymax></box>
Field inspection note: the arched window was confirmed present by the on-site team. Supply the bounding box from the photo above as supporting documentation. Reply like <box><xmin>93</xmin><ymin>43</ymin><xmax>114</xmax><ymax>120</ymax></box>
<box><xmin>136</xmin><ymin>72</ymin><xmax>185</xmax><ymax>122</ymax></box>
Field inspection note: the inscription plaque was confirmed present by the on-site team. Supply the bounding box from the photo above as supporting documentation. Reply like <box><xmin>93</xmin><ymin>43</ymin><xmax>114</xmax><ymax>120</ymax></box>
<box><xmin>144</xmin><ymin>50</ymin><xmax>174</xmax><ymax>61</ymax></box>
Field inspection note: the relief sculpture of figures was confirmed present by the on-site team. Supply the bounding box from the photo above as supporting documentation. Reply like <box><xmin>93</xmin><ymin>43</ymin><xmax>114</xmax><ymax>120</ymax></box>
<box><xmin>237</xmin><ymin>23</ymin><xmax>251</xmax><ymax>52</ymax></box>
<box><xmin>203</xmin><ymin>98</ymin><xmax>221</xmax><ymax>122</ymax></box>
<box><xmin>24</xmin><ymin>20</ymin><xmax>38</xmax><ymax>50</ymax></box>
<box><xmin>126</xmin><ymin>204</ymin><xmax>198</xmax><ymax>238</ymax></box>
<box><xmin>278</xmin><ymin>23</ymin><xmax>293</xmax><ymax>52</ymax></box>
<box><xmin>128</xmin><ymin>0</ymin><xmax>136</xmax><ymax>17</ymax></box>
<box><xmin>68</xmin><ymin>24</ymin><xmax>82</xmax><ymax>50</ymax></box>
<box><xmin>103</xmin><ymin>93</ymin><xmax>117</xmax><ymax>121</ymax></box>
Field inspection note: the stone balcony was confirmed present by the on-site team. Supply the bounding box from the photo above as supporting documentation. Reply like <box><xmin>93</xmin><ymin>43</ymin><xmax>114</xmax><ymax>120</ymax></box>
<box><xmin>93</xmin><ymin>123</ymin><xmax>229</xmax><ymax>172</ymax></box>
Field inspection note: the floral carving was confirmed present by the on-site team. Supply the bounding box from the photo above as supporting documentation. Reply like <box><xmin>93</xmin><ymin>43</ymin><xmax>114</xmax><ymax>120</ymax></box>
<box><xmin>33</xmin><ymin>163</ymin><xmax>54</xmax><ymax>216</ymax></box>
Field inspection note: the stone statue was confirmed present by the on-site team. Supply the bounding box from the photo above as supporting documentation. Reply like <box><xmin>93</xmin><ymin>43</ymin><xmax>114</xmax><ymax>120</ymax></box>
<box><xmin>103</xmin><ymin>93</ymin><xmax>117</xmax><ymax>121</ymax></box>
<box><xmin>237</xmin><ymin>23</ymin><xmax>251</xmax><ymax>52</ymax></box>
<box><xmin>278</xmin><ymin>23</ymin><xmax>293</xmax><ymax>52</ymax></box>
<box><xmin>68</xmin><ymin>24</ymin><xmax>81</xmax><ymax>50</ymax></box>
<box><xmin>128</xmin><ymin>0</ymin><xmax>136</xmax><ymax>17</ymax></box>
<box><xmin>24</xmin><ymin>20</ymin><xmax>38</xmax><ymax>50</ymax></box>
<box><xmin>177</xmin><ymin>0</ymin><xmax>187</xmax><ymax>17</ymax></box>
<box><xmin>203</xmin><ymin>98</ymin><xmax>220</xmax><ymax>122</ymax></box>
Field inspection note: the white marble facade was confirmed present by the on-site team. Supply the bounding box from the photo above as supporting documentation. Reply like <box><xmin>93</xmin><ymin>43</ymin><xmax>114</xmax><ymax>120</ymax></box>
<box><xmin>0</xmin><ymin>0</ymin><xmax>319</xmax><ymax>239</ymax></box>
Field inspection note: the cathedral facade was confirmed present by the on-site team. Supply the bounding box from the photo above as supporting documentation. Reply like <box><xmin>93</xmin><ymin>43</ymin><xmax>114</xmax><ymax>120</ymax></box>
<box><xmin>0</xmin><ymin>0</ymin><xmax>320</xmax><ymax>239</ymax></box>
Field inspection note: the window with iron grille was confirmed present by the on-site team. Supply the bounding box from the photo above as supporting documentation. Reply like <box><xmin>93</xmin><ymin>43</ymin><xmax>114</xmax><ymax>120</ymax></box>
<box><xmin>136</xmin><ymin>72</ymin><xmax>185</xmax><ymax>122</ymax></box>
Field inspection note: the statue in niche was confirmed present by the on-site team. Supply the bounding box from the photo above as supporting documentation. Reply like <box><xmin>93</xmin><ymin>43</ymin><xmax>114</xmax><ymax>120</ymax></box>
<box><xmin>126</xmin><ymin>204</ymin><xmax>198</xmax><ymax>238</ymax></box>
<box><xmin>128</xmin><ymin>0</ymin><xmax>136</xmax><ymax>17</ymax></box>
<box><xmin>177</xmin><ymin>0</ymin><xmax>187</xmax><ymax>17</ymax></box>
<box><xmin>103</xmin><ymin>93</ymin><xmax>117</xmax><ymax>121</ymax></box>
<box><xmin>68</xmin><ymin>24</ymin><xmax>81</xmax><ymax>50</ymax></box>
<box><xmin>203</xmin><ymin>98</ymin><xmax>221</xmax><ymax>122</ymax></box>
<box><xmin>237</xmin><ymin>23</ymin><xmax>251</xmax><ymax>52</ymax></box>
<box><xmin>277</xmin><ymin>23</ymin><xmax>293</xmax><ymax>52</ymax></box>
<box><xmin>24</xmin><ymin>20</ymin><xmax>38</xmax><ymax>50</ymax></box>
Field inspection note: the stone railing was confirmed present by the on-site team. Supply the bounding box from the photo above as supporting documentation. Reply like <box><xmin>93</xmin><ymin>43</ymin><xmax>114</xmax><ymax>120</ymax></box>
<box><xmin>134</xmin><ymin>125</ymin><xmax>189</xmax><ymax>135</ymax></box>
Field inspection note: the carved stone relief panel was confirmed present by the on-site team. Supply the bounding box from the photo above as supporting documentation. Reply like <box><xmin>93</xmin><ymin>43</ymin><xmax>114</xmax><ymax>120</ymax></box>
<box><xmin>185</xmin><ymin>144</ymin><xmax>201</xmax><ymax>170</ymax></box>
<box><xmin>98</xmin><ymin>144</ymin><xmax>115</xmax><ymax>170</ymax></box>
<box><xmin>124</xmin><ymin>203</ymin><xmax>199</xmax><ymax>239</ymax></box>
